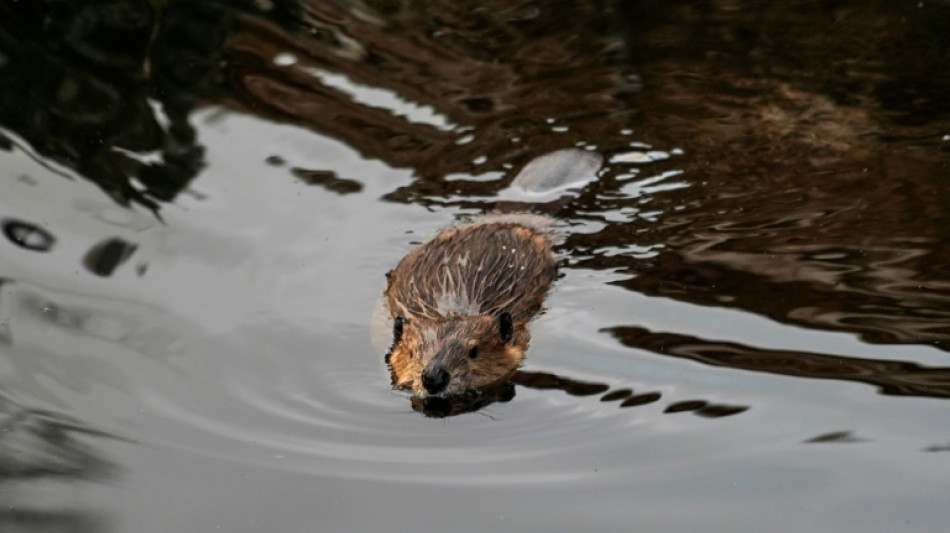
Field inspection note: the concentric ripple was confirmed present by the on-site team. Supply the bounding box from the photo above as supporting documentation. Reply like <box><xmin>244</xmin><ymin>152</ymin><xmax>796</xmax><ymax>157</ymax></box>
<box><xmin>133</xmin><ymin>319</ymin><xmax>661</xmax><ymax>485</ymax></box>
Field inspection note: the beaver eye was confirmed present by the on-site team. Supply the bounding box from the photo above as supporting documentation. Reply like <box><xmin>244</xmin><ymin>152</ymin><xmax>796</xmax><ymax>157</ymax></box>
<box><xmin>497</xmin><ymin>312</ymin><xmax>513</xmax><ymax>343</ymax></box>
<box><xmin>468</xmin><ymin>346</ymin><xmax>479</xmax><ymax>359</ymax></box>
<box><xmin>393</xmin><ymin>316</ymin><xmax>406</xmax><ymax>344</ymax></box>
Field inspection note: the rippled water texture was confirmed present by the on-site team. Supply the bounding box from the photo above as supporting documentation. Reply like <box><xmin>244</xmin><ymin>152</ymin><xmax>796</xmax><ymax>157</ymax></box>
<box><xmin>2</xmin><ymin>1</ymin><xmax>950</xmax><ymax>532</ymax></box>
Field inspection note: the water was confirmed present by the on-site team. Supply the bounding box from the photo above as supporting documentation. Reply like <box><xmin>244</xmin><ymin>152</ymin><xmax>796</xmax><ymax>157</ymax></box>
<box><xmin>2</xmin><ymin>1</ymin><xmax>949</xmax><ymax>531</ymax></box>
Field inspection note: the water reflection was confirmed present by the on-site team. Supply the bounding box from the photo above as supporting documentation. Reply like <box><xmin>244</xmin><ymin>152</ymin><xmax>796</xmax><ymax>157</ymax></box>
<box><xmin>0</xmin><ymin>389</ymin><xmax>114</xmax><ymax>480</ymax></box>
<box><xmin>83</xmin><ymin>237</ymin><xmax>138</xmax><ymax>277</ymax></box>
<box><xmin>595</xmin><ymin>0</ymin><xmax>950</xmax><ymax>355</ymax></box>
<box><xmin>606</xmin><ymin>326</ymin><xmax>950</xmax><ymax>399</ymax></box>
<box><xmin>804</xmin><ymin>431</ymin><xmax>870</xmax><ymax>444</ymax></box>
<box><xmin>4</xmin><ymin>0</ymin><xmax>945</xmax><ymax>364</ymax></box>
<box><xmin>0</xmin><ymin>510</ymin><xmax>110</xmax><ymax>533</ymax></box>
<box><xmin>226</xmin><ymin>0</ymin><xmax>634</xmax><ymax>196</ymax></box>
<box><xmin>406</xmin><ymin>368</ymin><xmax>750</xmax><ymax>419</ymax></box>
<box><xmin>290</xmin><ymin>167</ymin><xmax>364</xmax><ymax>194</ymax></box>
<box><xmin>2</xmin><ymin>220</ymin><xmax>55</xmax><ymax>253</ymax></box>
<box><xmin>0</xmin><ymin>1</ymin><xmax>949</xmax><ymax>530</ymax></box>
<box><xmin>0</xmin><ymin>0</ymin><xmax>634</xmax><ymax>206</ymax></box>
<box><xmin>1</xmin><ymin>0</ymin><xmax>947</xmax><ymax>410</ymax></box>
<box><xmin>2</xmin><ymin>0</ymin><xmax>948</xmax><ymax>334</ymax></box>
<box><xmin>0</xmin><ymin>0</ymin><xmax>238</xmax><ymax>209</ymax></box>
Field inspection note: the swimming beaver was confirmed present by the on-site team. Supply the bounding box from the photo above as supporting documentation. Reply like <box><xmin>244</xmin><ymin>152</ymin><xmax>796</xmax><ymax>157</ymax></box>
<box><xmin>385</xmin><ymin>213</ymin><xmax>559</xmax><ymax>398</ymax></box>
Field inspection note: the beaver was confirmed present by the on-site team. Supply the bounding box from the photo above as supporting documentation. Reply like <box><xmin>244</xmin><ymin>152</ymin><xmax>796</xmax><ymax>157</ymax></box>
<box><xmin>384</xmin><ymin>213</ymin><xmax>559</xmax><ymax>398</ymax></box>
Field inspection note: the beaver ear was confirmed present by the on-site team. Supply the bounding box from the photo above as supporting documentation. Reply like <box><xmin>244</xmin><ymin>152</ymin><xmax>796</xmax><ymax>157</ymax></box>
<box><xmin>497</xmin><ymin>312</ymin><xmax>513</xmax><ymax>343</ymax></box>
<box><xmin>393</xmin><ymin>316</ymin><xmax>406</xmax><ymax>344</ymax></box>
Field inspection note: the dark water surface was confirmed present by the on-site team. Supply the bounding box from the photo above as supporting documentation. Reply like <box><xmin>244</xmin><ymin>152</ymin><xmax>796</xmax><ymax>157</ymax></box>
<box><xmin>2</xmin><ymin>1</ymin><xmax>950</xmax><ymax>531</ymax></box>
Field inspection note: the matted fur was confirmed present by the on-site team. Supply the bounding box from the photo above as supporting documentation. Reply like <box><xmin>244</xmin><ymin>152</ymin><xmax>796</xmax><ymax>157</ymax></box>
<box><xmin>385</xmin><ymin>214</ymin><xmax>559</xmax><ymax>396</ymax></box>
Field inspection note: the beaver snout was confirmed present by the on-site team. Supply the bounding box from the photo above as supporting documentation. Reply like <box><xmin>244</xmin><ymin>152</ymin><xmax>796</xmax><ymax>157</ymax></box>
<box><xmin>422</xmin><ymin>366</ymin><xmax>451</xmax><ymax>394</ymax></box>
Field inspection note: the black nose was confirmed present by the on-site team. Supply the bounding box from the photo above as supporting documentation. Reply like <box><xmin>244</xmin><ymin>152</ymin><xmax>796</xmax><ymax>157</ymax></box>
<box><xmin>422</xmin><ymin>367</ymin><xmax>450</xmax><ymax>394</ymax></box>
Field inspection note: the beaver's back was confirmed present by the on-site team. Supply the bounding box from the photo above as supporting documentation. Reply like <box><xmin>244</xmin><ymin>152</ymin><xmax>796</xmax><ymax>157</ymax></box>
<box><xmin>386</xmin><ymin>216</ymin><xmax>558</xmax><ymax>323</ymax></box>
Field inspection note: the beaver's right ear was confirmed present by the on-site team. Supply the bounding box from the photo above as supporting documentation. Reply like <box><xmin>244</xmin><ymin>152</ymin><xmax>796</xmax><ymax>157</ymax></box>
<box><xmin>393</xmin><ymin>316</ymin><xmax>406</xmax><ymax>344</ymax></box>
<box><xmin>498</xmin><ymin>312</ymin><xmax>513</xmax><ymax>343</ymax></box>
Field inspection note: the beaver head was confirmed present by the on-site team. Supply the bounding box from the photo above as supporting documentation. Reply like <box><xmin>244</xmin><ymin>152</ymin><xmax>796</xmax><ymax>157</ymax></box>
<box><xmin>387</xmin><ymin>311</ymin><xmax>528</xmax><ymax>397</ymax></box>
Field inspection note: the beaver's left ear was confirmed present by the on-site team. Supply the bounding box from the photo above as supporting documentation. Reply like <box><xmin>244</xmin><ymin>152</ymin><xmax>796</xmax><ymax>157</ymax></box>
<box><xmin>393</xmin><ymin>316</ymin><xmax>406</xmax><ymax>344</ymax></box>
<box><xmin>497</xmin><ymin>311</ymin><xmax>513</xmax><ymax>343</ymax></box>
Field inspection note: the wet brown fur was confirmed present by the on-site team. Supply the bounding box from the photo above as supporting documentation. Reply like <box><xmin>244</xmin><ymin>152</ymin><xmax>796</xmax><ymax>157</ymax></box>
<box><xmin>385</xmin><ymin>216</ymin><xmax>558</xmax><ymax>397</ymax></box>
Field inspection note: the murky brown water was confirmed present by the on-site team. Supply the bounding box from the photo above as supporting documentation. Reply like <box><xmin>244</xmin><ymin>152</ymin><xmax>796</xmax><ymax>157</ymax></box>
<box><xmin>2</xmin><ymin>1</ymin><xmax>950</xmax><ymax>531</ymax></box>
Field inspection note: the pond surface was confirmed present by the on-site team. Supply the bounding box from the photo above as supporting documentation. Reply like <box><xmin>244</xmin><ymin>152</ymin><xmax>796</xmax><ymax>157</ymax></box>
<box><xmin>2</xmin><ymin>1</ymin><xmax>950</xmax><ymax>531</ymax></box>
